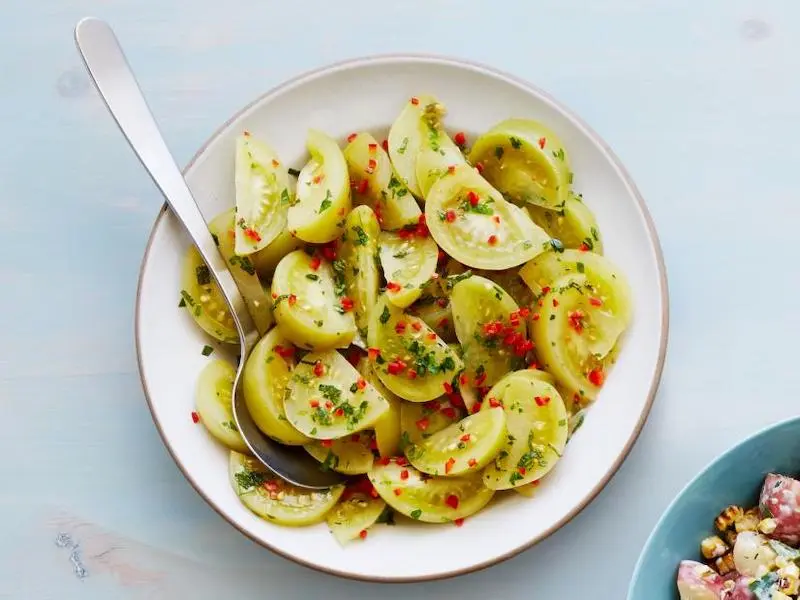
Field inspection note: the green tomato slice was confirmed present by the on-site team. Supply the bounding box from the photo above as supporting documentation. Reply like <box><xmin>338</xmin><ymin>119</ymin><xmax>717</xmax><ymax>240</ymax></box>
<box><xmin>326</xmin><ymin>492</ymin><xmax>387</xmax><ymax>545</ymax></box>
<box><xmin>387</xmin><ymin>94</ymin><xmax>435</xmax><ymax>198</ymax></box>
<box><xmin>367</xmin><ymin>294</ymin><xmax>463</xmax><ymax>402</ymax></box>
<box><xmin>251</xmin><ymin>229</ymin><xmax>303</xmax><ymax>280</ymax></box>
<box><xmin>530</xmin><ymin>273</ymin><xmax>628</xmax><ymax>403</ymax></box>
<box><xmin>208</xmin><ymin>209</ymin><xmax>273</xmax><ymax>335</ymax></box>
<box><xmin>467</xmin><ymin>118</ymin><xmax>572</xmax><ymax>210</ymax></box>
<box><xmin>271</xmin><ymin>249</ymin><xmax>356</xmax><ymax>351</ymax></box>
<box><xmin>472</xmin><ymin>268</ymin><xmax>535</xmax><ymax>308</ymax></box>
<box><xmin>180</xmin><ymin>245</ymin><xmax>238</xmax><ymax>344</ymax></box>
<box><xmin>284</xmin><ymin>349</ymin><xmax>390</xmax><ymax>439</ymax></box>
<box><xmin>233</xmin><ymin>132</ymin><xmax>291</xmax><ymax>255</ymax></box>
<box><xmin>481</xmin><ymin>372</ymin><xmax>569</xmax><ymax>490</ymax></box>
<box><xmin>425</xmin><ymin>164</ymin><xmax>549</xmax><ymax>270</ymax></box>
<box><xmin>229</xmin><ymin>451</ymin><xmax>344</xmax><ymax>526</ymax></box>
<box><xmin>519</xmin><ymin>249</ymin><xmax>633</xmax><ymax>326</ymax></box>
<box><xmin>451</xmin><ymin>274</ymin><xmax>527</xmax><ymax>388</ymax></box>
<box><xmin>288</xmin><ymin>129</ymin><xmax>351</xmax><ymax>243</ymax></box>
<box><xmin>343</xmin><ymin>131</ymin><xmax>421</xmax><ymax>230</ymax></box>
<box><xmin>408</xmin><ymin>296</ymin><xmax>457</xmax><ymax>343</ymax></box>
<box><xmin>399</xmin><ymin>396</ymin><xmax>466</xmax><ymax>447</ymax></box>
<box><xmin>368</xmin><ymin>461</ymin><xmax>495</xmax><ymax>523</ymax></box>
<box><xmin>339</xmin><ymin>205</ymin><xmax>381</xmax><ymax>345</ymax></box>
<box><xmin>357</xmin><ymin>357</ymin><xmax>402</xmax><ymax>457</ymax></box>
<box><xmin>304</xmin><ymin>431</ymin><xmax>374</xmax><ymax>475</ymax></box>
<box><xmin>406</xmin><ymin>407</ymin><xmax>507</xmax><ymax>476</ymax></box>
<box><xmin>527</xmin><ymin>194</ymin><xmax>603</xmax><ymax>254</ymax></box>
<box><xmin>378</xmin><ymin>231</ymin><xmax>439</xmax><ymax>308</ymax></box>
<box><xmin>194</xmin><ymin>359</ymin><xmax>249</xmax><ymax>453</ymax></box>
<box><xmin>413</xmin><ymin>100</ymin><xmax>467</xmax><ymax>198</ymax></box>
<box><xmin>242</xmin><ymin>327</ymin><xmax>309</xmax><ymax>445</ymax></box>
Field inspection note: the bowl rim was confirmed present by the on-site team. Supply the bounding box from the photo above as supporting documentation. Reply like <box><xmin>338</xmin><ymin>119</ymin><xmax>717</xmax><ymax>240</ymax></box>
<box><xmin>134</xmin><ymin>52</ymin><xmax>670</xmax><ymax>583</ymax></box>
<box><xmin>625</xmin><ymin>415</ymin><xmax>800</xmax><ymax>598</ymax></box>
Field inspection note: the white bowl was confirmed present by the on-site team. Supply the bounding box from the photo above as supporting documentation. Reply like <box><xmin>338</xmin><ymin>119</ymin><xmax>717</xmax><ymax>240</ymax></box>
<box><xmin>135</xmin><ymin>55</ymin><xmax>668</xmax><ymax>582</ymax></box>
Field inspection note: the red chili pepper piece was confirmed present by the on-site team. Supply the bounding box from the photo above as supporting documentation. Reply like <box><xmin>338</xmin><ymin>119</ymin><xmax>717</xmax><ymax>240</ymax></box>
<box><xmin>475</xmin><ymin>162</ymin><xmax>484</xmax><ymax>174</ymax></box>
<box><xmin>376</xmin><ymin>456</ymin><xmax>391</xmax><ymax>466</ymax></box>
<box><xmin>436</xmin><ymin>297</ymin><xmax>448</xmax><ymax>308</ymax></box>
<box><xmin>407</xmin><ymin>369</ymin><xmax>418</xmax><ymax>380</ymax></box>
<box><xmin>440</xmin><ymin>407</ymin><xmax>457</xmax><ymax>419</ymax></box>
<box><xmin>472</xmin><ymin>402</ymin><xmax>482</xmax><ymax>414</ymax></box>
<box><xmin>538</xmin><ymin>137</ymin><xmax>546</xmax><ymax>149</ymax></box>
<box><xmin>552</xmin><ymin>298</ymin><xmax>559</xmax><ymax>307</ymax></box>
<box><xmin>394</xmin><ymin>321</ymin><xmax>406</xmax><ymax>334</ymax></box>
<box><xmin>357</xmin><ymin>179</ymin><xmax>369</xmax><ymax>194</ymax></box>
<box><xmin>310</xmin><ymin>399</ymin><xmax>320</xmax><ymax>408</ymax></box>
<box><xmin>447</xmin><ymin>165</ymin><xmax>456</xmax><ymax>174</ymax></box>
<box><xmin>287</xmin><ymin>294</ymin><xmax>297</xmax><ymax>306</ymax></box>
<box><xmin>578</xmin><ymin>243</ymin><xmax>589</xmax><ymax>252</ymax></box>
<box><xmin>443</xmin><ymin>382</ymin><xmax>453</xmax><ymax>394</ymax></box>
<box><xmin>590</xmin><ymin>297</ymin><xmax>603</xmax><ymax>307</ymax></box>
<box><xmin>532</xmin><ymin>313</ymin><xmax>540</xmax><ymax>321</ymax></box>
<box><xmin>191</xmin><ymin>411</ymin><xmax>200</xmax><ymax>423</ymax></box>
<box><xmin>393</xmin><ymin>488</ymin><xmax>402</xmax><ymax>496</ymax></box>
<box><xmin>467</xmin><ymin>190</ymin><xmax>479</xmax><ymax>206</ymax></box>
<box><xmin>588</xmin><ymin>368</ymin><xmax>605</xmax><ymax>387</ymax></box>
<box><xmin>467</xmin><ymin>458</ymin><xmax>477</xmax><ymax>468</ymax></box>
<box><xmin>321</xmin><ymin>244</ymin><xmax>337</xmax><ymax>261</ymax></box>
<box><xmin>454</xmin><ymin>518</ymin><xmax>465</xmax><ymax>527</ymax></box>
<box><xmin>356</xmin><ymin>378</ymin><xmax>367</xmax><ymax>390</ymax></box>
<box><xmin>488</xmin><ymin>397</ymin><xmax>501</xmax><ymax>408</ymax></box>
<box><xmin>445</xmin><ymin>494</ymin><xmax>459</xmax><ymax>509</ymax></box>
<box><xmin>309</xmin><ymin>256</ymin><xmax>321</xmax><ymax>271</ymax></box>
<box><xmin>359</xmin><ymin>529</ymin><xmax>368</xmax><ymax>539</ymax></box>
<box><xmin>335</xmin><ymin>407</ymin><xmax>344</xmax><ymax>417</ymax></box>
<box><xmin>340</xmin><ymin>296</ymin><xmax>354</xmax><ymax>312</ymax></box>
<box><xmin>313</xmin><ymin>361</ymin><xmax>325</xmax><ymax>377</ymax></box>
<box><xmin>410</xmin><ymin>97</ymin><xmax>419</xmax><ymax>105</ymax></box>
<box><xmin>386</xmin><ymin>281</ymin><xmax>401</xmax><ymax>292</ymax></box>
<box><xmin>488</xmin><ymin>235</ymin><xmax>498</xmax><ymax>246</ymax></box>
<box><xmin>400</xmin><ymin>469</ymin><xmax>409</xmax><ymax>480</ymax></box>
<box><xmin>347</xmin><ymin>133</ymin><xmax>358</xmax><ymax>142</ymax></box>
<box><xmin>445</xmin><ymin>209</ymin><xmax>457</xmax><ymax>223</ymax></box>
<box><xmin>426</xmin><ymin>332</ymin><xmax>438</xmax><ymax>341</ymax></box>
<box><xmin>320</xmin><ymin>439</ymin><xmax>333</xmax><ymax>447</ymax></box>
<box><xmin>368</xmin><ymin>143</ymin><xmax>378</xmax><ymax>152</ymax></box>
<box><xmin>482</xmin><ymin>321</ymin><xmax>503</xmax><ymax>337</ymax></box>
<box><xmin>394</xmin><ymin>456</ymin><xmax>408</xmax><ymax>466</ymax></box>
<box><xmin>381</xmin><ymin>139</ymin><xmax>389</xmax><ymax>151</ymax></box>
<box><xmin>368</xmin><ymin>347</ymin><xmax>381</xmax><ymax>361</ymax></box>
<box><xmin>519</xmin><ymin>307</ymin><xmax>531</xmax><ymax>318</ymax></box>
<box><xmin>444</xmin><ymin>458</ymin><xmax>456</xmax><ymax>474</ymax></box>
<box><xmin>460</xmin><ymin>433</ymin><xmax>471</xmax><ymax>442</ymax></box>
<box><xmin>454</xmin><ymin>132</ymin><xmax>466</xmax><ymax>146</ymax></box>
<box><xmin>387</xmin><ymin>359</ymin><xmax>407</xmax><ymax>375</ymax></box>
<box><xmin>474</xmin><ymin>372</ymin><xmax>487</xmax><ymax>387</ymax></box>
<box><xmin>415</xmin><ymin>417</ymin><xmax>430</xmax><ymax>431</ymax></box>
<box><xmin>244</xmin><ymin>227</ymin><xmax>262</xmax><ymax>242</ymax></box>
<box><xmin>534</xmin><ymin>396</ymin><xmax>551</xmax><ymax>407</ymax></box>
<box><xmin>411</xmin><ymin>321</ymin><xmax>422</xmax><ymax>332</ymax></box>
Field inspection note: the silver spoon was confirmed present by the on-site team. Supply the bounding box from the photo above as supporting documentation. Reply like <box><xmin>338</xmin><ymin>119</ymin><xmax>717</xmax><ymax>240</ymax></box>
<box><xmin>74</xmin><ymin>17</ymin><xmax>345</xmax><ymax>490</ymax></box>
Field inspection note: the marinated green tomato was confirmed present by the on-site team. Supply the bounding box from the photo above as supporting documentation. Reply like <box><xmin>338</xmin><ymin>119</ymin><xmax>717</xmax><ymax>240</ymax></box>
<box><xmin>326</xmin><ymin>492</ymin><xmax>386</xmax><ymax>544</ymax></box>
<box><xmin>233</xmin><ymin>132</ymin><xmax>291</xmax><ymax>255</ymax></box>
<box><xmin>481</xmin><ymin>372</ymin><xmax>569</xmax><ymax>490</ymax></box>
<box><xmin>425</xmin><ymin>164</ymin><xmax>549</xmax><ymax>270</ymax></box>
<box><xmin>343</xmin><ymin>131</ymin><xmax>421</xmax><ymax>230</ymax></box>
<box><xmin>378</xmin><ymin>231</ymin><xmax>439</xmax><ymax>308</ymax></box>
<box><xmin>472</xmin><ymin>267</ymin><xmax>534</xmax><ymax>308</ymax></box>
<box><xmin>194</xmin><ymin>359</ymin><xmax>249</xmax><ymax>453</ymax></box>
<box><xmin>527</xmin><ymin>194</ymin><xmax>603</xmax><ymax>254</ymax></box>
<box><xmin>451</xmin><ymin>275</ymin><xmax>528</xmax><ymax>388</ymax></box>
<box><xmin>284</xmin><ymin>349</ymin><xmax>390</xmax><ymax>439</ymax></box>
<box><xmin>208</xmin><ymin>209</ymin><xmax>273</xmax><ymax>334</ymax></box>
<box><xmin>271</xmin><ymin>250</ymin><xmax>356</xmax><ymax>350</ymax></box>
<box><xmin>519</xmin><ymin>249</ymin><xmax>633</xmax><ymax>326</ymax></box>
<box><xmin>399</xmin><ymin>396</ymin><xmax>465</xmax><ymax>448</ymax></box>
<box><xmin>387</xmin><ymin>94</ymin><xmax>435</xmax><ymax>198</ymax></box>
<box><xmin>357</xmin><ymin>358</ymin><xmax>402</xmax><ymax>457</ymax></box>
<box><xmin>467</xmin><ymin>118</ymin><xmax>572</xmax><ymax>210</ymax></box>
<box><xmin>530</xmin><ymin>274</ymin><xmax>627</xmax><ymax>403</ymax></box>
<box><xmin>251</xmin><ymin>229</ymin><xmax>303</xmax><ymax>279</ymax></box>
<box><xmin>413</xmin><ymin>100</ymin><xmax>467</xmax><ymax>198</ymax></box>
<box><xmin>406</xmin><ymin>407</ymin><xmax>507</xmax><ymax>476</ymax></box>
<box><xmin>229</xmin><ymin>451</ymin><xmax>344</xmax><ymax>526</ymax></box>
<box><xmin>339</xmin><ymin>206</ymin><xmax>381</xmax><ymax>344</ymax></box>
<box><xmin>180</xmin><ymin>245</ymin><xmax>238</xmax><ymax>344</ymax></box>
<box><xmin>304</xmin><ymin>431</ymin><xmax>374</xmax><ymax>475</ymax></box>
<box><xmin>367</xmin><ymin>294</ymin><xmax>463</xmax><ymax>402</ymax></box>
<box><xmin>289</xmin><ymin>129</ymin><xmax>351</xmax><ymax>243</ymax></box>
<box><xmin>242</xmin><ymin>327</ymin><xmax>309</xmax><ymax>445</ymax></box>
<box><xmin>369</xmin><ymin>461</ymin><xmax>495</xmax><ymax>523</ymax></box>
<box><xmin>408</xmin><ymin>296</ymin><xmax>456</xmax><ymax>342</ymax></box>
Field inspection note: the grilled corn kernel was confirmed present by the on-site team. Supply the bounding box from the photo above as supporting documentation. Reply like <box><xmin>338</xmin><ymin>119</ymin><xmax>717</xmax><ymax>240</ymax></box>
<box><xmin>734</xmin><ymin>508</ymin><xmax>760</xmax><ymax>533</ymax></box>
<box><xmin>714</xmin><ymin>552</ymin><xmax>736</xmax><ymax>575</ymax></box>
<box><xmin>700</xmin><ymin>535</ymin><xmax>730</xmax><ymax>560</ymax></box>
<box><xmin>723</xmin><ymin>529</ymin><xmax>738</xmax><ymax>547</ymax></box>
<box><xmin>758</xmin><ymin>518</ymin><xmax>778</xmax><ymax>535</ymax></box>
<box><xmin>715</xmin><ymin>505</ymin><xmax>744</xmax><ymax>531</ymax></box>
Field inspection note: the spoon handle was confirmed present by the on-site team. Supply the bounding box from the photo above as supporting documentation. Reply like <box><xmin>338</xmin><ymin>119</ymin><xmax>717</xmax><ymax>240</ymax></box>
<box><xmin>73</xmin><ymin>17</ymin><xmax>256</xmax><ymax>338</ymax></box>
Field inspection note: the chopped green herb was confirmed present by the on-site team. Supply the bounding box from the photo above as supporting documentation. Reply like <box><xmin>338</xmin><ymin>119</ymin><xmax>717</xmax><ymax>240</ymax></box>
<box><xmin>319</xmin><ymin>190</ymin><xmax>333</xmax><ymax>213</ymax></box>
<box><xmin>320</xmin><ymin>450</ymin><xmax>340</xmax><ymax>472</ymax></box>
<box><xmin>590</xmin><ymin>226</ymin><xmax>599</xmax><ymax>241</ymax></box>
<box><xmin>393</xmin><ymin>250</ymin><xmax>408</xmax><ymax>259</ymax></box>
<box><xmin>445</xmin><ymin>270</ymin><xmax>474</xmax><ymax>290</ymax></box>
<box><xmin>280</xmin><ymin>188</ymin><xmax>291</xmax><ymax>206</ymax></box>
<box><xmin>229</xmin><ymin>255</ymin><xmax>256</xmax><ymax>275</ymax></box>
<box><xmin>495</xmin><ymin>146</ymin><xmax>504</xmax><ymax>159</ymax></box>
<box><xmin>397</xmin><ymin>137</ymin><xmax>409</xmax><ymax>154</ymax></box>
<box><xmin>306</xmin><ymin>274</ymin><xmax>320</xmax><ymax>281</ymax></box>
<box><xmin>548</xmin><ymin>239</ymin><xmax>565</xmax><ymax>253</ymax></box>
<box><xmin>399</xmin><ymin>431</ymin><xmax>412</xmax><ymax>451</ymax></box>
<box><xmin>201</xmin><ymin>344</ymin><xmax>214</xmax><ymax>356</ymax></box>
<box><xmin>318</xmin><ymin>384</ymin><xmax>342</xmax><ymax>404</ymax></box>
<box><xmin>379</xmin><ymin>305</ymin><xmax>391</xmax><ymax>325</ymax></box>
<box><xmin>552</xmin><ymin>148</ymin><xmax>566</xmax><ymax>162</ymax></box>
<box><xmin>509</xmin><ymin>136</ymin><xmax>522</xmax><ymax>149</ymax></box>
<box><xmin>211</xmin><ymin>233</ymin><xmax>219</xmax><ymax>247</ymax></box>
<box><xmin>312</xmin><ymin>406</ymin><xmax>333</xmax><ymax>426</ymax></box>
<box><xmin>222</xmin><ymin>420</ymin><xmax>238</xmax><ymax>432</ymax></box>
<box><xmin>314</xmin><ymin>319</ymin><xmax>324</xmax><ymax>328</ymax></box>
<box><xmin>195</xmin><ymin>265</ymin><xmax>211</xmax><ymax>286</ymax></box>
<box><xmin>509</xmin><ymin>471</ymin><xmax>524</xmax><ymax>486</ymax></box>
<box><xmin>576</xmin><ymin>262</ymin><xmax>585</xmax><ymax>274</ymax></box>
<box><xmin>352</xmin><ymin>225</ymin><xmax>369</xmax><ymax>246</ymax></box>
<box><xmin>288</xmin><ymin>167</ymin><xmax>301</xmax><ymax>177</ymax></box>
<box><xmin>376</xmin><ymin>506</ymin><xmax>396</xmax><ymax>525</ymax></box>
<box><xmin>178</xmin><ymin>296</ymin><xmax>187</xmax><ymax>308</ymax></box>
<box><xmin>410</xmin><ymin>509</ymin><xmax>422</xmax><ymax>520</ymax></box>
<box><xmin>234</xmin><ymin>469</ymin><xmax>267</xmax><ymax>492</ymax></box>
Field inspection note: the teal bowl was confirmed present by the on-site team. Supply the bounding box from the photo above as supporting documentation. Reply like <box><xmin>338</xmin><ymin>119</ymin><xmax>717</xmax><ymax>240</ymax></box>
<box><xmin>628</xmin><ymin>416</ymin><xmax>800</xmax><ymax>599</ymax></box>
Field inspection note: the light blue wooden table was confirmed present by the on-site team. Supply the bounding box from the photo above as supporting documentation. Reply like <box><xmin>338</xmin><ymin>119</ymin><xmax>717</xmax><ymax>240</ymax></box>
<box><xmin>3</xmin><ymin>0</ymin><xmax>799</xmax><ymax>597</ymax></box>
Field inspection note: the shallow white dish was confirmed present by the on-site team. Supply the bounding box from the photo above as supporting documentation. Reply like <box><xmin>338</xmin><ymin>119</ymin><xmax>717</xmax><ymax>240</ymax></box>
<box><xmin>135</xmin><ymin>55</ymin><xmax>668</xmax><ymax>582</ymax></box>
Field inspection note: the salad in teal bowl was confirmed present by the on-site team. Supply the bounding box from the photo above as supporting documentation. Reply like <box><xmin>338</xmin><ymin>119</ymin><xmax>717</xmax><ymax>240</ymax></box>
<box><xmin>628</xmin><ymin>417</ymin><xmax>800</xmax><ymax>600</ymax></box>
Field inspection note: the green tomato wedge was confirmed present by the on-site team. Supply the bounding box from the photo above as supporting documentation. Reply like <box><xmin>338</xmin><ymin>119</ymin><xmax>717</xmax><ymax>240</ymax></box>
<box><xmin>271</xmin><ymin>250</ymin><xmax>356</xmax><ymax>351</ymax></box>
<box><xmin>339</xmin><ymin>206</ymin><xmax>381</xmax><ymax>345</ymax></box>
<box><xmin>387</xmin><ymin>94</ymin><xmax>435</xmax><ymax>198</ymax></box>
<box><xmin>369</xmin><ymin>460</ymin><xmax>495</xmax><ymax>523</ymax></box>
<box><xmin>242</xmin><ymin>327</ymin><xmax>309</xmax><ymax>445</ymax></box>
<box><xmin>425</xmin><ymin>164</ymin><xmax>549</xmax><ymax>270</ymax></box>
<box><xmin>481</xmin><ymin>372</ymin><xmax>569</xmax><ymax>490</ymax></box>
<box><xmin>413</xmin><ymin>100</ymin><xmax>467</xmax><ymax>198</ymax></box>
<box><xmin>289</xmin><ymin>129</ymin><xmax>351</xmax><ymax>243</ymax></box>
<box><xmin>343</xmin><ymin>131</ymin><xmax>421</xmax><ymax>230</ymax></box>
<box><xmin>451</xmin><ymin>274</ymin><xmax>527</xmax><ymax>388</ymax></box>
<box><xmin>284</xmin><ymin>349</ymin><xmax>390</xmax><ymax>439</ymax></box>
<box><xmin>357</xmin><ymin>358</ymin><xmax>402</xmax><ymax>457</ymax></box>
<box><xmin>233</xmin><ymin>132</ymin><xmax>291</xmax><ymax>255</ymax></box>
<box><xmin>408</xmin><ymin>296</ymin><xmax>456</xmax><ymax>343</ymax></box>
<box><xmin>513</xmin><ymin>481</ymin><xmax>541</xmax><ymax>498</ymax></box>
<box><xmin>229</xmin><ymin>451</ymin><xmax>344</xmax><ymax>526</ymax></box>
<box><xmin>530</xmin><ymin>273</ymin><xmax>628</xmax><ymax>403</ymax></box>
<box><xmin>251</xmin><ymin>229</ymin><xmax>303</xmax><ymax>280</ymax></box>
<box><xmin>399</xmin><ymin>396</ymin><xmax>466</xmax><ymax>447</ymax></box>
<box><xmin>472</xmin><ymin>267</ymin><xmax>534</xmax><ymax>308</ymax></box>
<box><xmin>208</xmin><ymin>209</ymin><xmax>273</xmax><ymax>335</ymax></box>
<box><xmin>326</xmin><ymin>492</ymin><xmax>387</xmax><ymax>545</ymax></box>
<box><xmin>527</xmin><ymin>194</ymin><xmax>603</xmax><ymax>254</ymax></box>
<box><xmin>406</xmin><ymin>407</ymin><xmax>507</xmax><ymax>476</ymax></box>
<box><xmin>467</xmin><ymin>118</ymin><xmax>572</xmax><ymax>210</ymax></box>
<box><xmin>194</xmin><ymin>359</ymin><xmax>249</xmax><ymax>453</ymax></box>
<box><xmin>304</xmin><ymin>431</ymin><xmax>374</xmax><ymax>475</ymax></box>
<box><xmin>519</xmin><ymin>249</ymin><xmax>632</xmax><ymax>324</ymax></box>
<box><xmin>367</xmin><ymin>294</ymin><xmax>463</xmax><ymax>402</ymax></box>
<box><xmin>378</xmin><ymin>231</ymin><xmax>439</xmax><ymax>308</ymax></box>
<box><xmin>180</xmin><ymin>245</ymin><xmax>238</xmax><ymax>344</ymax></box>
